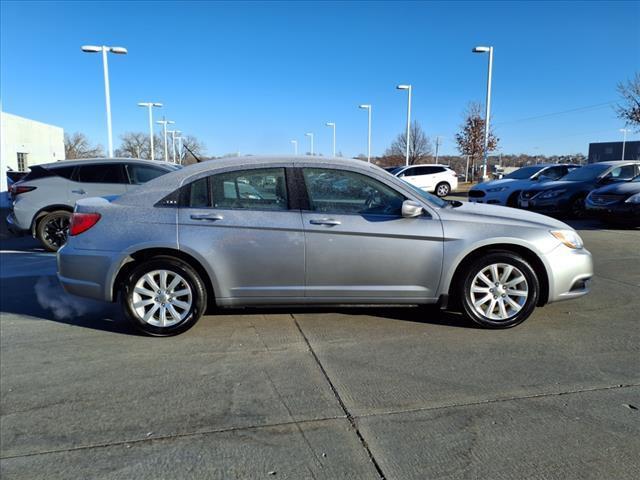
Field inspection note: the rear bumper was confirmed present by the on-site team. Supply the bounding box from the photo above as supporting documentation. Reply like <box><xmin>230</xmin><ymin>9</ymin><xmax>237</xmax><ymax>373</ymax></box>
<box><xmin>545</xmin><ymin>245</ymin><xmax>593</xmax><ymax>303</ymax></box>
<box><xmin>57</xmin><ymin>243</ymin><xmax>123</xmax><ymax>302</ymax></box>
<box><xmin>5</xmin><ymin>211</ymin><xmax>29</xmax><ymax>236</ymax></box>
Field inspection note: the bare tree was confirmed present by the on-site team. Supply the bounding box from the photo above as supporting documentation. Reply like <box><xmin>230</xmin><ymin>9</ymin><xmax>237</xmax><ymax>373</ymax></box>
<box><xmin>455</xmin><ymin>102</ymin><xmax>499</xmax><ymax>180</ymax></box>
<box><xmin>385</xmin><ymin>121</ymin><xmax>433</xmax><ymax>165</ymax></box>
<box><xmin>64</xmin><ymin>132</ymin><xmax>104</xmax><ymax>159</ymax></box>
<box><xmin>615</xmin><ymin>72</ymin><xmax>640</xmax><ymax>131</ymax></box>
<box><xmin>115</xmin><ymin>132</ymin><xmax>163</xmax><ymax>159</ymax></box>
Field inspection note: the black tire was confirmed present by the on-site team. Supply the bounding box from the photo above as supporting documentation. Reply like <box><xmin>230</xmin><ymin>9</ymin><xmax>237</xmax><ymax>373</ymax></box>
<box><xmin>435</xmin><ymin>182</ymin><xmax>451</xmax><ymax>197</ymax></box>
<box><xmin>121</xmin><ymin>256</ymin><xmax>207</xmax><ymax>336</ymax></box>
<box><xmin>568</xmin><ymin>194</ymin><xmax>587</xmax><ymax>219</ymax></box>
<box><xmin>506</xmin><ymin>191</ymin><xmax>520</xmax><ymax>208</ymax></box>
<box><xmin>459</xmin><ymin>251</ymin><xmax>539</xmax><ymax>329</ymax></box>
<box><xmin>36</xmin><ymin>210</ymin><xmax>71</xmax><ymax>252</ymax></box>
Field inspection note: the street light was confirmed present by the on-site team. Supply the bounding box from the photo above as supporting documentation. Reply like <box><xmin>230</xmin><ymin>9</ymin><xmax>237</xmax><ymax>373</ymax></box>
<box><xmin>358</xmin><ymin>104</ymin><xmax>371</xmax><ymax>163</ymax></box>
<box><xmin>290</xmin><ymin>140</ymin><xmax>298</xmax><ymax>155</ymax></box>
<box><xmin>81</xmin><ymin>45</ymin><xmax>128</xmax><ymax>157</ymax></box>
<box><xmin>156</xmin><ymin>119</ymin><xmax>175</xmax><ymax>161</ymax></box>
<box><xmin>396</xmin><ymin>85</ymin><xmax>412</xmax><ymax>166</ymax></box>
<box><xmin>325</xmin><ymin>122</ymin><xmax>336</xmax><ymax>157</ymax></box>
<box><xmin>168</xmin><ymin>129</ymin><xmax>181</xmax><ymax>163</ymax></box>
<box><xmin>620</xmin><ymin>128</ymin><xmax>629</xmax><ymax>160</ymax></box>
<box><xmin>175</xmin><ymin>135</ymin><xmax>184</xmax><ymax>164</ymax></box>
<box><xmin>473</xmin><ymin>45</ymin><xmax>494</xmax><ymax>179</ymax></box>
<box><xmin>305</xmin><ymin>132</ymin><xmax>314</xmax><ymax>155</ymax></box>
<box><xmin>138</xmin><ymin>102</ymin><xmax>162</xmax><ymax>160</ymax></box>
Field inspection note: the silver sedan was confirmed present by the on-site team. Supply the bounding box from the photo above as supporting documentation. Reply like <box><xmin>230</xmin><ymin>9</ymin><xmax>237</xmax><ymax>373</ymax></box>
<box><xmin>57</xmin><ymin>156</ymin><xmax>593</xmax><ymax>336</ymax></box>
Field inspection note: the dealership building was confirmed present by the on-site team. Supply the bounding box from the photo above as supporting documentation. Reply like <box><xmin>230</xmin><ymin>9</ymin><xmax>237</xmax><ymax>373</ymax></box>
<box><xmin>0</xmin><ymin>111</ymin><xmax>65</xmax><ymax>192</ymax></box>
<box><xmin>588</xmin><ymin>140</ymin><xmax>640</xmax><ymax>163</ymax></box>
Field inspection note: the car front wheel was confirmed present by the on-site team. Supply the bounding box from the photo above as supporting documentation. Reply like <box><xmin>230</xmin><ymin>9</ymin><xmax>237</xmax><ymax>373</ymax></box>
<box><xmin>121</xmin><ymin>257</ymin><xmax>207</xmax><ymax>336</ymax></box>
<box><xmin>459</xmin><ymin>251</ymin><xmax>539</xmax><ymax>328</ymax></box>
<box><xmin>435</xmin><ymin>182</ymin><xmax>451</xmax><ymax>197</ymax></box>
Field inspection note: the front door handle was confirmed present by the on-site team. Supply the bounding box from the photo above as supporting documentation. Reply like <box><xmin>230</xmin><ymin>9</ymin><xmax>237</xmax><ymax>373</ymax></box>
<box><xmin>71</xmin><ymin>189</ymin><xmax>86</xmax><ymax>195</ymax></box>
<box><xmin>309</xmin><ymin>218</ymin><xmax>341</xmax><ymax>226</ymax></box>
<box><xmin>190</xmin><ymin>213</ymin><xmax>224</xmax><ymax>221</ymax></box>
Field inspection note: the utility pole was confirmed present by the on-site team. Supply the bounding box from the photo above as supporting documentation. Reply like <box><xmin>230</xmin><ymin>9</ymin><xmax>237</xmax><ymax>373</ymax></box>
<box><xmin>434</xmin><ymin>136</ymin><xmax>441</xmax><ymax>164</ymax></box>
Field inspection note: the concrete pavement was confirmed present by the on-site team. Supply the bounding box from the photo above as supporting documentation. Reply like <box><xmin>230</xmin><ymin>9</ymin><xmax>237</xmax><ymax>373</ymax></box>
<box><xmin>1</xmin><ymin>222</ymin><xmax>639</xmax><ymax>479</ymax></box>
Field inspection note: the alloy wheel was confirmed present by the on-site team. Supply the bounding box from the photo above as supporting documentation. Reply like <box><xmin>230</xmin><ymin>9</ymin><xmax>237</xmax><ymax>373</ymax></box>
<box><xmin>132</xmin><ymin>269</ymin><xmax>193</xmax><ymax>327</ymax></box>
<box><xmin>43</xmin><ymin>214</ymin><xmax>70</xmax><ymax>249</ymax></box>
<box><xmin>470</xmin><ymin>263</ymin><xmax>529</xmax><ymax>321</ymax></box>
<box><xmin>436</xmin><ymin>183</ymin><xmax>450</xmax><ymax>197</ymax></box>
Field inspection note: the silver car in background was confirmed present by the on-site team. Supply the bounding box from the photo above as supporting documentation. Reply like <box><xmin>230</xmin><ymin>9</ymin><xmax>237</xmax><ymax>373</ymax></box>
<box><xmin>57</xmin><ymin>156</ymin><xmax>593</xmax><ymax>336</ymax></box>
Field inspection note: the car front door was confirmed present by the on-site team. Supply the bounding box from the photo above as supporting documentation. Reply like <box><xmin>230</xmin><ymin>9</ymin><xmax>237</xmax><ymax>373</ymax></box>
<box><xmin>177</xmin><ymin>166</ymin><xmax>306</xmax><ymax>302</ymax></box>
<box><xmin>70</xmin><ymin>163</ymin><xmax>129</xmax><ymax>201</ymax></box>
<box><xmin>299</xmin><ymin>167</ymin><xmax>443</xmax><ymax>301</ymax></box>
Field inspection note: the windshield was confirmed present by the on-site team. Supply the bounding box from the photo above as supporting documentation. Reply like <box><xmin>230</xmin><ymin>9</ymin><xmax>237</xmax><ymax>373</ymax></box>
<box><xmin>504</xmin><ymin>166</ymin><xmax>546</xmax><ymax>180</ymax></box>
<box><xmin>562</xmin><ymin>163</ymin><xmax>609</xmax><ymax>181</ymax></box>
<box><xmin>384</xmin><ymin>166</ymin><xmax>403</xmax><ymax>175</ymax></box>
<box><xmin>404</xmin><ymin>182</ymin><xmax>448</xmax><ymax>208</ymax></box>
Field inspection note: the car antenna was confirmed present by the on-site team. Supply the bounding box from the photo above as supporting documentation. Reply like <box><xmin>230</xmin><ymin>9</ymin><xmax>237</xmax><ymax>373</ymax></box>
<box><xmin>182</xmin><ymin>143</ymin><xmax>202</xmax><ymax>163</ymax></box>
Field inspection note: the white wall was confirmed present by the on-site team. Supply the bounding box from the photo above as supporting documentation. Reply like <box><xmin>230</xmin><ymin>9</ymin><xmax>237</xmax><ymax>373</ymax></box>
<box><xmin>0</xmin><ymin>112</ymin><xmax>65</xmax><ymax>192</ymax></box>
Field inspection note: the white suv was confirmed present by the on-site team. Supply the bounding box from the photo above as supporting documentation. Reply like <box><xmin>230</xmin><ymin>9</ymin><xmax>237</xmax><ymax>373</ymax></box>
<box><xmin>386</xmin><ymin>164</ymin><xmax>458</xmax><ymax>197</ymax></box>
<box><xmin>6</xmin><ymin>158</ymin><xmax>180</xmax><ymax>251</ymax></box>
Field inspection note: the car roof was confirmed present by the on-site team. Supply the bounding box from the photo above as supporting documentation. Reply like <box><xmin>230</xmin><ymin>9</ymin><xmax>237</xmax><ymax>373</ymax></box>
<box><xmin>34</xmin><ymin>158</ymin><xmax>178</xmax><ymax>169</ymax></box>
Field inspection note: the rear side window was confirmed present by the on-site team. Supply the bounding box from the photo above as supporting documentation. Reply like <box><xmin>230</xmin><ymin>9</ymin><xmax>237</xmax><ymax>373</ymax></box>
<box><xmin>210</xmin><ymin>168</ymin><xmax>288</xmax><ymax>211</ymax></box>
<box><xmin>127</xmin><ymin>164</ymin><xmax>169</xmax><ymax>184</ymax></box>
<box><xmin>189</xmin><ymin>177</ymin><xmax>210</xmax><ymax>208</ymax></box>
<box><xmin>75</xmin><ymin>164</ymin><xmax>126</xmax><ymax>184</ymax></box>
<box><xmin>20</xmin><ymin>166</ymin><xmax>55</xmax><ymax>181</ymax></box>
<box><xmin>51</xmin><ymin>166</ymin><xmax>76</xmax><ymax>179</ymax></box>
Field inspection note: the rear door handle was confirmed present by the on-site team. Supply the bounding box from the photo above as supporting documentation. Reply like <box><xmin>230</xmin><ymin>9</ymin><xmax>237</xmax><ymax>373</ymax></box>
<box><xmin>190</xmin><ymin>213</ymin><xmax>224</xmax><ymax>221</ymax></box>
<box><xmin>309</xmin><ymin>218</ymin><xmax>341</xmax><ymax>226</ymax></box>
<box><xmin>71</xmin><ymin>189</ymin><xmax>86</xmax><ymax>195</ymax></box>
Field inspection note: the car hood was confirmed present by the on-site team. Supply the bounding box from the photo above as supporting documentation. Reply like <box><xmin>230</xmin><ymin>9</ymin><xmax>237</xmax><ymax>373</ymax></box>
<box><xmin>472</xmin><ymin>178</ymin><xmax>521</xmax><ymax>190</ymax></box>
<box><xmin>440</xmin><ymin>201</ymin><xmax>570</xmax><ymax>230</ymax></box>
<box><xmin>523</xmin><ymin>179</ymin><xmax>582</xmax><ymax>192</ymax></box>
<box><xmin>591</xmin><ymin>181</ymin><xmax>640</xmax><ymax>196</ymax></box>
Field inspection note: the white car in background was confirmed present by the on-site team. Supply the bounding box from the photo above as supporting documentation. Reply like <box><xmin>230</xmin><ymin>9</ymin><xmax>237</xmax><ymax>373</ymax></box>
<box><xmin>468</xmin><ymin>164</ymin><xmax>579</xmax><ymax>207</ymax></box>
<box><xmin>386</xmin><ymin>164</ymin><xmax>458</xmax><ymax>197</ymax></box>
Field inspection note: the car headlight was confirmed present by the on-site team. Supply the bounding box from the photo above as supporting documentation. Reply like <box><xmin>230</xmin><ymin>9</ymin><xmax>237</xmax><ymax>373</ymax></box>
<box><xmin>550</xmin><ymin>230</ymin><xmax>584</xmax><ymax>249</ymax></box>
<box><xmin>487</xmin><ymin>186</ymin><xmax>509</xmax><ymax>192</ymax></box>
<box><xmin>625</xmin><ymin>193</ymin><xmax>640</xmax><ymax>204</ymax></box>
<box><xmin>539</xmin><ymin>189</ymin><xmax>566</xmax><ymax>199</ymax></box>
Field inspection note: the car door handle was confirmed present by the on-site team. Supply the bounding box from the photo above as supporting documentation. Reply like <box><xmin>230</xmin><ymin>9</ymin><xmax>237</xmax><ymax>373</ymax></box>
<box><xmin>71</xmin><ymin>189</ymin><xmax>86</xmax><ymax>195</ymax></box>
<box><xmin>190</xmin><ymin>213</ymin><xmax>224</xmax><ymax>221</ymax></box>
<box><xmin>309</xmin><ymin>218</ymin><xmax>341</xmax><ymax>226</ymax></box>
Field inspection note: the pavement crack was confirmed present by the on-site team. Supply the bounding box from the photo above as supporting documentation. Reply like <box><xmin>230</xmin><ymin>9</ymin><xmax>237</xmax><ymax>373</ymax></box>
<box><xmin>292</xmin><ymin>314</ymin><xmax>387</xmax><ymax>480</ymax></box>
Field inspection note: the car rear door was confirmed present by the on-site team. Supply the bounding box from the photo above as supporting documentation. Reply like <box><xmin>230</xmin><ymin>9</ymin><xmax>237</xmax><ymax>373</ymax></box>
<box><xmin>70</xmin><ymin>163</ymin><xmax>129</xmax><ymax>201</ymax></box>
<box><xmin>299</xmin><ymin>166</ymin><xmax>443</xmax><ymax>301</ymax></box>
<box><xmin>177</xmin><ymin>165</ymin><xmax>306</xmax><ymax>302</ymax></box>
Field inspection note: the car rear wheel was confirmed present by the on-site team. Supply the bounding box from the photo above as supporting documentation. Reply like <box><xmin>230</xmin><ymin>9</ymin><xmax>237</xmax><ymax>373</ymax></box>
<box><xmin>36</xmin><ymin>210</ymin><xmax>71</xmax><ymax>252</ymax></box>
<box><xmin>435</xmin><ymin>182</ymin><xmax>451</xmax><ymax>197</ymax></box>
<box><xmin>459</xmin><ymin>251</ymin><xmax>539</xmax><ymax>328</ymax></box>
<box><xmin>122</xmin><ymin>257</ymin><xmax>207</xmax><ymax>336</ymax></box>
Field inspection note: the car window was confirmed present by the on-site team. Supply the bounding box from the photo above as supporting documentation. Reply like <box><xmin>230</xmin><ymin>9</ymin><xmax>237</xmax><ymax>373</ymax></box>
<box><xmin>209</xmin><ymin>168</ymin><xmax>288</xmax><ymax>211</ymax></box>
<box><xmin>398</xmin><ymin>167</ymin><xmax>414</xmax><ymax>177</ymax></box>
<box><xmin>74</xmin><ymin>164</ymin><xmax>126</xmax><ymax>184</ymax></box>
<box><xmin>302</xmin><ymin>168</ymin><xmax>405</xmax><ymax>215</ymax></box>
<box><xmin>127</xmin><ymin>164</ymin><xmax>169</xmax><ymax>184</ymax></box>
<box><xmin>607</xmin><ymin>164</ymin><xmax>637</xmax><ymax>180</ymax></box>
<box><xmin>541</xmin><ymin>166</ymin><xmax>565</xmax><ymax>180</ymax></box>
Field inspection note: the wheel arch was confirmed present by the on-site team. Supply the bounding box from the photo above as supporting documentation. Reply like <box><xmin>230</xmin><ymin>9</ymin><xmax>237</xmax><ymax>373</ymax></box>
<box><xmin>31</xmin><ymin>204</ymin><xmax>74</xmax><ymax>235</ymax></box>
<box><xmin>446</xmin><ymin>243</ymin><xmax>550</xmax><ymax>307</ymax></box>
<box><xmin>111</xmin><ymin>247</ymin><xmax>217</xmax><ymax>307</ymax></box>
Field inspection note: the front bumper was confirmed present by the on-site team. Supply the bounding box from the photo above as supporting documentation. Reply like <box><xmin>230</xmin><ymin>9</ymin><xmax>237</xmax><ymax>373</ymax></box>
<box><xmin>57</xmin><ymin>243</ymin><xmax>125</xmax><ymax>302</ymax></box>
<box><xmin>518</xmin><ymin>196</ymin><xmax>572</xmax><ymax>215</ymax></box>
<box><xmin>585</xmin><ymin>202</ymin><xmax>640</xmax><ymax>226</ymax></box>
<box><xmin>544</xmin><ymin>244</ymin><xmax>593</xmax><ymax>303</ymax></box>
<box><xmin>468</xmin><ymin>191</ymin><xmax>508</xmax><ymax>205</ymax></box>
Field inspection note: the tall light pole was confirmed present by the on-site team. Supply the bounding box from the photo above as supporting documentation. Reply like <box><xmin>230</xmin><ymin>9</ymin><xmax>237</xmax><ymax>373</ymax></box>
<box><xmin>81</xmin><ymin>45</ymin><xmax>128</xmax><ymax>158</ymax></box>
<box><xmin>473</xmin><ymin>45</ymin><xmax>494</xmax><ymax>179</ymax></box>
<box><xmin>290</xmin><ymin>140</ymin><xmax>298</xmax><ymax>155</ymax></box>
<box><xmin>168</xmin><ymin>129</ymin><xmax>181</xmax><ymax>163</ymax></box>
<box><xmin>305</xmin><ymin>132</ymin><xmax>314</xmax><ymax>155</ymax></box>
<box><xmin>175</xmin><ymin>135</ymin><xmax>184</xmax><ymax>163</ymax></box>
<box><xmin>396</xmin><ymin>85</ymin><xmax>412</xmax><ymax>166</ymax></box>
<box><xmin>359</xmin><ymin>104</ymin><xmax>372</xmax><ymax>163</ymax></box>
<box><xmin>325</xmin><ymin>122</ymin><xmax>336</xmax><ymax>157</ymax></box>
<box><xmin>434</xmin><ymin>136</ymin><xmax>441</xmax><ymax>164</ymax></box>
<box><xmin>620</xmin><ymin>128</ymin><xmax>629</xmax><ymax>160</ymax></box>
<box><xmin>156</xmin><ymin>118</ymin><xmax>174</xmax><ymax>161</ymax></box>
<box><xmin>138</xmin><ymin>102</ymin><xmax>162</xmax><ymax>160</ymax></box>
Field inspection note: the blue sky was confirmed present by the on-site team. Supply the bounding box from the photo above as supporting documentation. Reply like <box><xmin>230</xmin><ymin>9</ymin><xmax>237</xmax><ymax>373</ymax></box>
<box><xmin>1</xmin><ymin>0</ymin><xmax>639</xmax><ymax>157</ymax></box>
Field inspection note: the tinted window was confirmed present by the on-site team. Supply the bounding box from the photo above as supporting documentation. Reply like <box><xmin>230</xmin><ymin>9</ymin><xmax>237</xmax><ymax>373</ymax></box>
<box><xmin>51</xmin><ymin>166</ymin><xmax>76</xmax><ymax>179</ymax></box>
<box><xmin>128</xmin><ymin>164</ymin><xmax>169</xmax><ymax>184</ymax></box>
<box><xmin>189</xmin><ymin>177</ymin><xmax>210</xmax><ymax>207</ymax></box>
<box><xmin>210</xmin><ymin>168</ymin><xmax>288</xmax><ymax>211</ymax></box>
<box><xmin>75</xmin><ymin>164</ymin><xmax>126</xmax><ymax>184</ymax></box>
<box><xmin>302</xmin><ymin>168</ymin><xmax>405</xmax><ymax>215</ymax></box>
<box><xmin>563</xmin><ymin>164</ymin><xmax>609</xmax><ymax>181</ymax></box>
<box><xmin>608</xmin><ymin>164</ymin><xmax>637</xmax><ymax>180</ymax></box>
<box><xmin>540</xmin><ymin>166</ymin><xmax>565</xmax><ymax>180</ymax></box>
<box><xmin>504</xmin><ymin>166</ymin><xmax>546</xmax><ymax>180</ymax></box>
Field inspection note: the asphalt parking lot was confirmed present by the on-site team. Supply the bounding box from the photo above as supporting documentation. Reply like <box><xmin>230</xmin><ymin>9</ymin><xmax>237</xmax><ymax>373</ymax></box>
<box><xmin>1</xmin><ymin>213</ymin><xmax>639</xmax><ymax>479</ymax></box>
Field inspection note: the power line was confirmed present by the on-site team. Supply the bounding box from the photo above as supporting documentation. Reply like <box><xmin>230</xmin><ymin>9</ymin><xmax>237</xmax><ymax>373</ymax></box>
<box><xmin>494</xmin><ymin>101</ymin><xmax>616</xmax><ymax>126</ymax></box>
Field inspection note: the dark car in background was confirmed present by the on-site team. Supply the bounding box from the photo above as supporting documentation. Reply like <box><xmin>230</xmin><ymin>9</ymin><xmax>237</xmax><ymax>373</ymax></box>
<box><xmin>585</xmin><ymin>175</ymin><xmax>640</xmax><ymax>227</ymax></box>
<box><xmin>518</xmin><ymin>161</ymin><xmax>640</xmax><ymax>218</ymax></box>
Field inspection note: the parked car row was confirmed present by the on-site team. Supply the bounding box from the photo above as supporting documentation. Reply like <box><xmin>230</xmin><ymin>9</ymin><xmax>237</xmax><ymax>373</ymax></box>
<box><xmin>469</xmin><ymin>161</ymin><xmax>640</xmax><ymax>226</ymax></box>
<box><xmin>6</xmin><ymin>158</ymin><xmax>181</xmax><ymax>251</ymax></box>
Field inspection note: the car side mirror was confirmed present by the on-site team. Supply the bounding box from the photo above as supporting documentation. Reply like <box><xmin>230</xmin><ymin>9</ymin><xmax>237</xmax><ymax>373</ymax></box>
<box><xmin>401</xmin><ymin>200</ymin><xmax>423</xmax><ymax>218</ymax></box>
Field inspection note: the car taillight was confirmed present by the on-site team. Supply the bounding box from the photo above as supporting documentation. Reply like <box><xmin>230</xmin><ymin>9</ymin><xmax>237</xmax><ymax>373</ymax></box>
<box><xmin>69</xmin><ymin>213</ymin><xmax>101</xmax><ymax>236</ymax></box>
<box><xmin>9</xmin><ymin>185</ymin><xmax>36</xmax><ymax>196</ymax></box>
